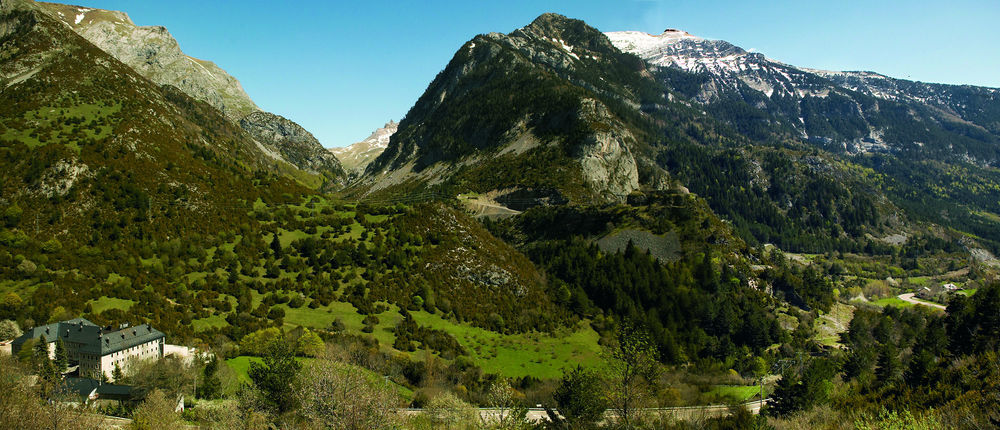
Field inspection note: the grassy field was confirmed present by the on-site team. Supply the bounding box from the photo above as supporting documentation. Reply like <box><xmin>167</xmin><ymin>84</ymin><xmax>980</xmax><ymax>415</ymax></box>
<box><xmin>191</xmin><ymin>314</ymin><xmax>229</xmax><ymax>332</ymax></box>
<box><xmin>244</xmin><ymin>291</ymin><xmax>603</xmax><ymax>379</ymax></box>
<box><xmin>87</xmin><ymin>296</ymin><xmax>135</xmax><ymax>314</ymax></box>
<box><xmin>708</xmin><ymin>385</ymin><xmax>762</xmax><ymax>403</ymax></box>
<box><xmin>1</xmin><ymin>102</ymin><xmax>121</xmax><ymax>152</ymax></box>
<box><xmin>870</xmin><ymin>296</ymin><xmax>914</xmax><ymax>308</ymax></box>
<box><xmin>410</xmin><ymin>311</ymin><xmax>602</xmax><ymax>379</ymax></box>
<box><xmin>0</xmin><ymin>279</ymin><xmax>43</xmax><ymax>299</ymax></box>
<box><xmin>225</xmin><ymin>356</ymin><xmax>314</xmax><ymax>383</ymax></box>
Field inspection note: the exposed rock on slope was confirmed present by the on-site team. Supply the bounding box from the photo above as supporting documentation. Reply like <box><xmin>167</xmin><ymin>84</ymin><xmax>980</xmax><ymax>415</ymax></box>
<box><xmin>241</xmin><ymin>111</ymin><xmax>346</xmax><ymax>188</ymax></box>
<box><xmin>330</xmin><ymin>120</ymin><xmax>397</xmax><ymax>173</ymax></box>
<box><xmin>39</xmin><ymin>1</ymin><xmax>258</xmax><ymax>121</ymax></box>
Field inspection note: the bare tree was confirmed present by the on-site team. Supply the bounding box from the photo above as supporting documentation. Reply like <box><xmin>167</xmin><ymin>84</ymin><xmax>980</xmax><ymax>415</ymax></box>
<box><xmin>297</xmin><ymin>357</ymin><xmax>399</xmax><ymax>429</ymax></box>
<box><xmin>485</xmin><ymin>377</ymin><xmax>528</xmax><ymax>429</ymax></box>
<box><xmin>0</xmin><ymin>355</ymin><xmax>46</xmax><ymax>429</ymax></box>
<box><xmin>129</xmin><ymin>390</ymin><xmax>180</xmax><ymax>430</ymax></box>
<box><xmin>424</xmin><ymin>392</ymin><xmax>479</xmax><ymax>430</ymax></box>
<box><xmin>605</xmin><ymin>322</ymin><xmax>659</xmax><ymax>429</ymax></box>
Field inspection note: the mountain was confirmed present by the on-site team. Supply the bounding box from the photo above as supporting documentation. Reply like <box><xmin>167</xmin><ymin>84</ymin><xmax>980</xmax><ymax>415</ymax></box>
<box><xmin>0</xmin><ymin>0</ymin><xmax>305</xmax><ymax>243</ymax></box>
<box><xmin>240</xmin><ymin>111</ymin><xmax>346</xmax><ymax>189</ymax></box>
<box><xmin>357</xmin><ymin>14</ymin><xmax>905</xmax><ymax>251</ymax></box>
<box><xmin>37</xmin><ymin>1</ymin><xmax>347</xmax><ymax>189</ymax></box>
<box><xmin>606</xmin><ymin>29</ymin><xmax>1000</xmax><ymax>250</ymax></box>
<box><xmin>0</xmin><ymin>1</ymin><xmax>564</xmax><ymax>343</ymax></box>
<box><xmin>606</xmin><ymin>30</ymin><xmax>1000</xmax><ymax>165</ymax></box>
<box><xmin>37</xmin><ymin>1</ymin><xmax>258</xmax><ymax>121</ymax></box>
<box><xmin>361</xmin><ymin>13</ymin><xmax>669</xmax><ymax>203</ymax></box>
<box><xmin>330</xmin><ymin>120</ymin><xmax>397</xmax><ymax>173</ymax></box>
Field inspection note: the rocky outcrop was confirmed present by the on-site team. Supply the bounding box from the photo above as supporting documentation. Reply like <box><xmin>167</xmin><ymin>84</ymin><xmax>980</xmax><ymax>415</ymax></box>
<box><xmin>239</xmin><ymin>111</ymin><xmax>346</xmax><ymax>187</ymax></box>
<box><xmin>574</xmin><ymin>98</ymin><xmax>639</xmax><ymax>200</ymax></box>
<box><xmin>39</xmin><ymin>2</ymin><xmax>258</xmax><ymax>121</ymax></box>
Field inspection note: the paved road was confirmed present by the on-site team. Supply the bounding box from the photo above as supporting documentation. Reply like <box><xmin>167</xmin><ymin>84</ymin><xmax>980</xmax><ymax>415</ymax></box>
<box><xmin>406</xmin><ymin>399</ymin><xmax>768</xmax><ymax>424</ymax></box>
<box><xmin>898</xmin><ymin>293</ymin><xmax>947</xmax><ymax>310</ymax></box>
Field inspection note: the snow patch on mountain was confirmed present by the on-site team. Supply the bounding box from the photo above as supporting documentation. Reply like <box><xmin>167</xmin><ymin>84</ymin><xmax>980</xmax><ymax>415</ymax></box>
<box><xmin>331</xmin><ymin>121</ymin><xmax>399</xmax><ymax>172</ymax></box>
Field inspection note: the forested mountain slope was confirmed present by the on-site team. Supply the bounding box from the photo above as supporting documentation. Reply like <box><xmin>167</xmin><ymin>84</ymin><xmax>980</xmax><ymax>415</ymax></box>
<box><xmin>0</xmin><ymin>0</ymin><xmax>307</xmax><ymax>244</ymax></box>
<box><xmin>361</xmin><ymin>13</ymin><xmax>668</xmax><ymax>203</ymax></box>
<box><xmin>37</xmin><ymin>1</ymin><xmax>347</xmax><ymax>189</ymax></box>
<box><xmin>608</xmin><ymin>29</ymin><xmax>1000</xmax><ymax>252</ymax></box>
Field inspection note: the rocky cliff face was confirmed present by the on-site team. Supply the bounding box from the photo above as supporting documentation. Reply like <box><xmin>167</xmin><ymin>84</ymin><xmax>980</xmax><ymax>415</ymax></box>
<box><xmin>330</xmin><ymin>120</ymin><xmax>397</xmax><ymax>173</ymax></box>
<box><xmin>240</xmin><ymin>112</ymin><xmax>346</xmax><ymax>188</ymax></box>
<box><xmin>39</xmin><ymin>1</ymin><xmax>259</xmax><ymax>121</ymax></box>
<box><xmin>363</xmin><ymin>13</ymin><xmax>661</xmax><ymax>202</ymax></box>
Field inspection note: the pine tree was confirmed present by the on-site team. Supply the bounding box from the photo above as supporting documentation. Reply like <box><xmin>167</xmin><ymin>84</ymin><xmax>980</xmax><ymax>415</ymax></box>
<box><xmin>270</xmin><ymin>233</ymin><xmax>283</xmax><ymax>258</ymax></box>
<box><xmin>112</xmin><ymin>363</ymin><xmax>125</xmax><ymax>382</ymax></box>
<box><xmin>54</xmin><ymin>337</ymin><xmax>68</xmax><ymax>374</ymax></box>
<box><xmin>34</xmin><ymin>334</ymin><xmax>54</xmax><ymax>379</ymax></box>
<box><xmin>197</xmin><ymin>356</ymin><xmax>222</xmax><ymax>399</ymax></box>
<box><xmin>876</xmin><ymin>342</ymin><xmax>901</xmax><ymax>387</ymax></box>
<box><xmin>553</xmin><ymin>366</ymin><xmax>606</xmax><ymax>429</ymax></box>
<box><xmin>248</xmin><ymin>340</ymin><xmax>301</xmax><ymax>414</ymax></box>
<box><xmin>767</xmin><ymin>367</ymin><xmax>804</xmax><ymax>417</ymax></box>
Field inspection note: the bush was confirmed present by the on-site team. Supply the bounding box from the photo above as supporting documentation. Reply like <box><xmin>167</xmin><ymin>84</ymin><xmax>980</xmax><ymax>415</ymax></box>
<box><xmin>425</xmin><ymin>392</ymin><xmax>479</xmax><ymax>429</ymax></box>
<box><xmin>553</xmin><ymin>366</ymin><xmax>606</xmax><ymax>429</ymax></box>
<box><xmin>130</xmin><ymin>390</ymin><xmax>180</xmax><ymax>430</ymax></box>
<box><xmin>0</xmin><ymin>320</ymin><xmax>22</xmax><ymax>341</ymax></box>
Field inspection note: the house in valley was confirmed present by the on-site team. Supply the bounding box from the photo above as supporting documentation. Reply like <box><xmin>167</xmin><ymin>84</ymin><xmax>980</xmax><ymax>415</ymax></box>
<box><xmin>11</xmin><ymin>317</ymin><xmax>165</xmax><ymax>381</ymax></box>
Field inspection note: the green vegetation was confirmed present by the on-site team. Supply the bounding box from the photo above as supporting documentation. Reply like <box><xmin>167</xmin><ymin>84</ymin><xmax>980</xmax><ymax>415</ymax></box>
<box><xmin>411</xmin><ymin>311</ymin><xmax>601</xmax><ymax>379</ymax></box>
<box><xmin>708</xmin><ymin>385</ymin><xmax>761</xmax><ymax>402</ymax></box>
<box><xmin>0</xmin><ymin>102</ymin><xmax>121</xmax><ymax>153</ymax></box>
<box><xmin>2</xmin><ymin>5</ymin><xmax>999</xmax><ymax>429</ymax></box>
<box><xmin>871</xmin><ymin>296</ymin><xmax>913</xmax><ymax>308</ymax></box>
<box><xmin>85</xmin><ymin>296</ymin><xmax>135</xmax><ymax>314</ymax></box>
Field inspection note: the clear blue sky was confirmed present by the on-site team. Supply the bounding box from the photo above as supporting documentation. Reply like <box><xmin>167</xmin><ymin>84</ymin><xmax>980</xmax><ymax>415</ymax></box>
<box><xmin>62</xmin><ymin>0</ymin><xmax>1000</xmax><ymax>148</ymax></box>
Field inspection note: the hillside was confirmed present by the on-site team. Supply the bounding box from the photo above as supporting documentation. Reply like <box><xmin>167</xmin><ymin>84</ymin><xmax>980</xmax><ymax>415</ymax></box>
<box><xmin>37</xmin><ymin>1</ymin><xmax>258</xmax><ymax>121</ymax></box>
<box><xmin>360</xmin><ymin>13</ymin><xmax>670</xmax><ymax>203</ymax></box>
<box><xmin>2</xmin><ymin>6</ymin><xmax>999</xmax><ymax>426</ymax></box>
<box><xmin>0</xmin><ymin>0</ymin><xmax>313</xmax><ymax>245</ymax></box>
<box><xmin>356</xmin><ymin>14</ymin><xmax>911</xmax><ymax>255</ymax></box>
<box><xmin>606</xmin><ymin>29</ymin><xmax>1000</xmax><ymax>252</ymax></box>
<box><xmin>37</xmin><ymin>1</ymin><xmax>347</xmax><ymax>189</ymax></box>
<box><xmin>241</xmin><ymin>111</ymin><xmax>347</xmax><ymax>189</ymax></box>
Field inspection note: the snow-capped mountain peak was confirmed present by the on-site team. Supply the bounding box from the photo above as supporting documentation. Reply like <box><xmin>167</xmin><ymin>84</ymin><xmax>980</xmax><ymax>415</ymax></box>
<box><xmin>606</xmin><ymin>29</ymin><xmax>755</xmax><ymax>76</ymax></box>
<box><xmin>606</xmin><ymin>26</ymin><xmax>1000</xmax><ymax>162</ymax></box>
<box><xmin>330</xmin><ymin>121</ymin><xmax>398</xmax><ymax>172</ymax></box>
<box><xmin>606</xmin><ymin>29</ymin><xmax>702</xmax><ymax>52</ymax></box>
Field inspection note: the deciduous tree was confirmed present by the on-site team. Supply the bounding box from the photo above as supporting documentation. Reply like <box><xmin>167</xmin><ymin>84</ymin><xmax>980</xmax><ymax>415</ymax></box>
<box><xmin>552</xmin><ymin>366</ymin><xmax>606</xmax><ymax>429</ymax></box>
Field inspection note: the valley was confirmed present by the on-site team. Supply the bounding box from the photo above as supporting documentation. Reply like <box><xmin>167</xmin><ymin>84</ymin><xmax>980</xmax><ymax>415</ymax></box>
<box><xmin>1</xmin><ymin>0</ymin><xmax>999</xmax><ymax>429</ymax></box>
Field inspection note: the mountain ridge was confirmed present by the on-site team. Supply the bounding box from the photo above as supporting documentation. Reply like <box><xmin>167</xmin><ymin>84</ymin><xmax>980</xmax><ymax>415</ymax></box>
<box><xmin>36</xmin><ymin>1</ymin><xmax>347</xmax><ymax>189</ymax></box>
<box><xmin>606</xmin><ymin>28</ymin><xmax>1000</xmax><ymax>164</ymax></box>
